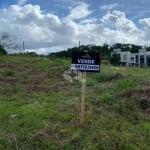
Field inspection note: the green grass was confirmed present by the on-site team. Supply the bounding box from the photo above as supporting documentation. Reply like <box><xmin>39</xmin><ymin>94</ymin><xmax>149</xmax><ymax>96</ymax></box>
<box><xmin>116</xmin><ymin>77</ymin><xmax>137</xmax><ymax>90</ymax></box>
<box><xmin>0</xmin><ymin>56</ymin><xmax>150</xmax><ymax>150</ymax></box>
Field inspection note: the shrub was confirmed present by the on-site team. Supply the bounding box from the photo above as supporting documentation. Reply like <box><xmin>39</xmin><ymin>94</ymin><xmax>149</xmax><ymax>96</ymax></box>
<box><xmin>116</xmin><ymin>78</ymin><xmax>137</xmax><ymax>90</ymax></box>
<box><xmin>110</xmin><ymin>53</ymin><xmax>120</xmax><ymax>66</ymax></box>
<box><xmin>0</xmin><ymin>45</ymin><xmax>7</xmax><ymax>55</ymax></box>
<box><xmin>101</xmin><ymin>93</ymin><xmax>114</xmax><ymax>104</ymax></box>
<box><xmin>4</xmin><ymin>69</ymin><xmax>15</xmax><ymax>77</ymax></box>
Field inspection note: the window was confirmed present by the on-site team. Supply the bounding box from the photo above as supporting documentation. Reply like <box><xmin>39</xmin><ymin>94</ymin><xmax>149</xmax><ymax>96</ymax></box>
<box><xmin>123</xmin><ymin>55</ymin><xmax>127</xmax><ymax>60</ymax></box>
<box><xmin>130</xmin><ymin>57</ymin><xmax>134</xmax><ymax>61</ymax></box>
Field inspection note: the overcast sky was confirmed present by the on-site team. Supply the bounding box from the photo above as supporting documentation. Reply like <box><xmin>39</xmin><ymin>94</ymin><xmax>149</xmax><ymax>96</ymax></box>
<box><xmin>0</xmin><ymin>0</ymin><xmax>150</xmax><ymax>54</ymax></box>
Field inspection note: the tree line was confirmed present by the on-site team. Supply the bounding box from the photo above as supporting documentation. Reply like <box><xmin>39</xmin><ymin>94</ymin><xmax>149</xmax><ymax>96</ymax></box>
<box><xmin>48</xmin><ymin>43</ymin><xmax>150</xmax><ymax>58</ymax></box>
<box><xmin>1</xmin><ymin>32</ymin><xmax>150</xmax><ymax>59</ymax></box>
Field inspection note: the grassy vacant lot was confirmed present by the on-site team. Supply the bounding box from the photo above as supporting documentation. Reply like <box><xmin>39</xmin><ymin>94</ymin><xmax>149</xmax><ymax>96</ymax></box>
<box><xmin>0</xmin><ymin>55</ymin><xmax>150</xmax><ymax>150</ymax></box>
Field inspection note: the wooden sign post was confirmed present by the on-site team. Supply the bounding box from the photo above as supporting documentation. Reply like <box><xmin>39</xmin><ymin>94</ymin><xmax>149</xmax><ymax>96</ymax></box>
<box><xmin>80</xmin><ymin>71</ymin><xmax>86</xmax><ymax>124</ymax></box>
<box><xmin>71</xmin><ymin>51</ymin><xmax>100</xmax><ymax>125</ymax></box>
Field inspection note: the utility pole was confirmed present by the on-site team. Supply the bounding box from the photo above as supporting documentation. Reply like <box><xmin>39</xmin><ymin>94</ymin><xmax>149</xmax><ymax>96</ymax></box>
<box><xmin>79</xmin><ymin>40</ymin><xmax>80</xmax><ymax>47</ymax></box>
<box><xmin>23</xmin><ymin>41</ymin><xmax>25</xmax><ymax>53</ymax></box>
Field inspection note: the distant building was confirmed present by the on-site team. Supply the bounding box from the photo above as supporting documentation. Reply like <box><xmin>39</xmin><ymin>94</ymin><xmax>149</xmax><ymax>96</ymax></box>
<box><xmin>112</xmin><ymin>48</ymin><xmax>150</xmax><ymax>67</ymax></box>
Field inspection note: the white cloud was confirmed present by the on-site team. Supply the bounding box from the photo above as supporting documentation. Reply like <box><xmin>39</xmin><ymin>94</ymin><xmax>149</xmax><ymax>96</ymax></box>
<box><xmin>139</xmin><ymin>18</ymin><xmax>150</xmax><ymax>29</ymax></box>
<box><xmin>67</xmin><ymin>2</ymin><xmax>92</xmax><ymax>20</ymax></box>
<box><xmin>80</xmin><ymin>18</ymin><xmax>98</xmax><ymax>24</ymax></box>
<box><xmin>0</xmin><ymin>4</ymin><xmax>80</xmax><ymax>53</ymax></box>
<box><xmin>0</xmin><ymin>3</ymin><xmax>150</xmax><ymax>54</ymax></box>
<box><xmin>101</xmin><ymin>11</ymin><xmax>138</xmax><ymax>34</ymax></box>
<box><xmin>139</xmin><ymin>18</ymin><xmax>150</xmax><ymax>43</ymax></box>
<box><xmin>100</xmin><ymin>3</ymin><xmax>118</xmax><ymax>10</ymax></box>
<box><xmin>18</xmin><ymin>0</ymin><xmax>28</xmax><ymax>6</ymax></box>
<box><xmin>99</xmin><ymin>11</ymin><xmax>146</xmax><ymax>45</ymax></box>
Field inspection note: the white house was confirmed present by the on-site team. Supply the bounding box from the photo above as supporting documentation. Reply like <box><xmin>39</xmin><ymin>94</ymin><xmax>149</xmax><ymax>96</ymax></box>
<box><xmin>112</xmin><ymin>48</ymin><xmax>150</xmax><ymax>67</ymax></box>
<box><xmin>120</xmin><ymin>51</ymin><xmax>132</xmax><ymax>66</ymax></box>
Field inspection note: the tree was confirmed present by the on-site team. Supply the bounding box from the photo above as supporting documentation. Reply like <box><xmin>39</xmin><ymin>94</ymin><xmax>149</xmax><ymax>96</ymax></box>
<box><xmin>0</xmin><ymin>44</ymin><xmax>7</xmax><ymax>55</ymax></box>
<box><xmin>110</xmin><ymin>53</ymin><xmax>120</xmax><ymax>66</ymax></box>
<box><xmin>0</xmin><ymin>33</ymin><xmax>21</xmax><ymax>53</ymax></box>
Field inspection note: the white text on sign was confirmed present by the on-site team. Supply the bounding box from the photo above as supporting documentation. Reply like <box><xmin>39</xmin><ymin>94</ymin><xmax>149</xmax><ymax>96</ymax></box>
<box><xmin>78</xmin><ymin>59</ymin><xmax>95</xmax><ymax>64</ymax></box>
<box><xmin>71</xmin><ymin>64</ymin><xmax>99</xmax><ymax>71</ymax></box>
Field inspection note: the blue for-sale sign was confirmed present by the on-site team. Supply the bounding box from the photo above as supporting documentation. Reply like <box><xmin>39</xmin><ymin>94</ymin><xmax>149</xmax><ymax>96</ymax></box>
<box><xmin>71</xmin><ymin>51</ymin><xmax>100</xmax><ymax>72</ymax></box>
